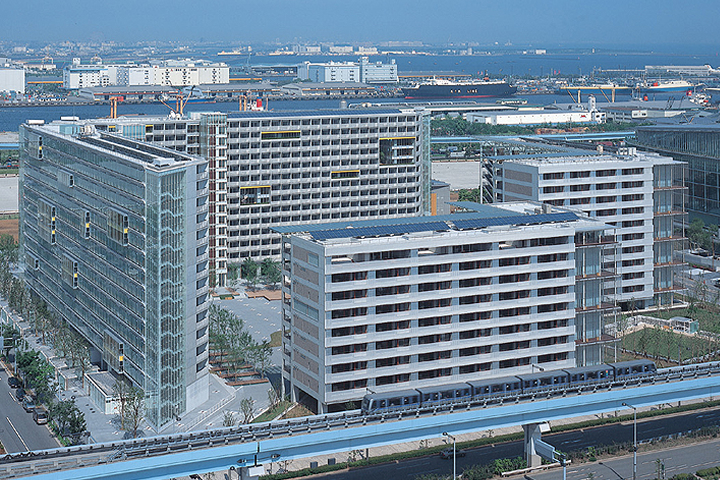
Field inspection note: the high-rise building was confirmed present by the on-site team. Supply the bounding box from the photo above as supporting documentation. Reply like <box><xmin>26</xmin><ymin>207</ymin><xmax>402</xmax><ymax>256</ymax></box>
<box><xmin>634</xmin><ymin>124</ymin><xmax>720</xmax><ymax>226</ymax></box>
<box><xmin>19</xmin><ymin>122</ymin><xmax>210</xmax><ymax>428</ymax></box>
<box><xmin>496</xmin><ymin>149</ymin><xmax>686</xmax><ymax>309</ymax></box>
<box><xmin>56</xmin><ymin>108</ymin><xmax>428</xmax><ymax>287</ymax></box>
<box><xmin>275</xmin><ymin>203</ymin><xmax>613</xmax><ymax>413</ymax></box>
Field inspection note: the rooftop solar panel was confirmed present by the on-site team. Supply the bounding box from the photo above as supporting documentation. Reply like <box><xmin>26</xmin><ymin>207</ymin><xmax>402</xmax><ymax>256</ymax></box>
<box><xmin>310</xmin><ymin>221</ymin><xmax>450</xmax><ymax>241</ymax></box>
<box><xmin>453</xmin><ymin>212</ymin><xmax>577</xmax><ymax>230</ymax></box>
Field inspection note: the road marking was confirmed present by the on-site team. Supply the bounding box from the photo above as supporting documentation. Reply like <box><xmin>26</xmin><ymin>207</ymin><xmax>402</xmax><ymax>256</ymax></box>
<box><xmin>6</xmin><ymin>416</ymin><xmax>29</xmax><ymax>451</ymax></box>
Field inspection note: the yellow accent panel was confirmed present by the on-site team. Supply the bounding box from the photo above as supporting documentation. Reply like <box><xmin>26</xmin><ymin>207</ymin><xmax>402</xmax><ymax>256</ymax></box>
<box><xmin>378</xmin><ymin>136</ymin><xmax>415</xmax><ymax>141</ymax></box>
<box><xmin>331</xmin><ymin>170</ymin><xmax>360</xmax><ymax>175</ymax></box>
<box><xmin>240</xmin><ymin>185</ymin><xmax>272</xmax><ymax>189</ymax></box>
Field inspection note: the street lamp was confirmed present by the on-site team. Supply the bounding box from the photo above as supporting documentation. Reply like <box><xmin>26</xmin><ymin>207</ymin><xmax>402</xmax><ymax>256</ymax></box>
<box><xmin>622</xmin><ymin>402</ymin><xmax>637</xmax><ymax>480</ymax></box>
<box><xmin>442</xmin><ymin>431</ymin><xmax>456</xmax><ymax>480</ymax></box>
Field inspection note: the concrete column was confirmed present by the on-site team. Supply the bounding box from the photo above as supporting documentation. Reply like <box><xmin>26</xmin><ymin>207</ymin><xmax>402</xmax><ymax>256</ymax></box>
<box><xmin>240</xmin><ymin>465</ymin><xmax>265</xmax><ymax>479</ymax></box>
<box><xmin>523</xmin><ymin>422</ymin><xmax>543</xmax><ymax>468</ymax></box>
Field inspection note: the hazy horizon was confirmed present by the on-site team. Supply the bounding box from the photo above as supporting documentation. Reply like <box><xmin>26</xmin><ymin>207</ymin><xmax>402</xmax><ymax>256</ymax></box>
<box><xmin>2</xmin><ymin>0</ymin><xmax>719</xmax><ymax>53</ymax></box>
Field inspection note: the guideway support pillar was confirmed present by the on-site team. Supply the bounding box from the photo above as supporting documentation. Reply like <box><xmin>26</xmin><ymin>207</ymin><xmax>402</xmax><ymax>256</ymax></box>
<box><xmin>523</xmin><ymin>422</ymin><xmax>552</xmax><ymax>468</ymax></box>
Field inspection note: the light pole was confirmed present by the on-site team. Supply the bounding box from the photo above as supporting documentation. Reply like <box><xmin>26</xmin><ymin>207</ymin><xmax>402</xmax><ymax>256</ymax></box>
<box><xmin>622</xmin><ymin>402</ymin><xmax>637</xmax><ymax>480</ymax></box>
<box><xmin>442</xmin><ymin>431</ymin><xmax>456</xmax><ymax>480</ymax></box>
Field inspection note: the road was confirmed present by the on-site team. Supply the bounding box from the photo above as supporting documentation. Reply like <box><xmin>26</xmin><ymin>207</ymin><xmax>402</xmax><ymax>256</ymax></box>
<box><xmin>318</xmin><ymin>407</ymin><xmax>720</xmax><ymax>480</ymax></box>
<box><xmin>528</xmin><ymin>437</ymin><xmax>720</xmax><ymax>480</ymax></box>
<box><xmin>0</xmin><ymin>370</ymin><xmax>59</xmax><ymax>453</ymax></box>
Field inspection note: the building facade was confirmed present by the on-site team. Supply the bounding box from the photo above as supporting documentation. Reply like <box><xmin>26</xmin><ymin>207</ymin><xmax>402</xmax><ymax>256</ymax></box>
<box><xmin>359</xmin><ymin>57</ymin><xmax>398</xmax><ymax>83</ymax></box>
<box><xmin>634</xmin><ymin>125</ymin><xmax>720</xmax><ymax>226</ymax></box>
<box><xmin>60</xmin><ymin>108</ymin><xmax>428</xmax><ymax>284</ymax></box>
<box><xmin>276</xmin><ymin>204</ymin><xmax>612</xmax><ymax>412</ymax></box>
<box><xmin>63</xmin><ymin>60</ymin><xmax>230</xmax><ymax>89</ymax></box>
<box><xmin>19</xmin><ymin>122</ymin><xmax>210</xmax><ymax>428</ymax></box>
<box><xmin>297</xmin><ymin>62</ymin><xmax>360</xmax><ymax>83</ymax></box>
<box><xmin>496</xmin><ymin>150</ymin><xmax>686</xmax><ymax>309</ymax></box>
<box><xmin>0</xmin><ymin>66</ymin><xmax>25</xmax><ymax>94</ymax></box>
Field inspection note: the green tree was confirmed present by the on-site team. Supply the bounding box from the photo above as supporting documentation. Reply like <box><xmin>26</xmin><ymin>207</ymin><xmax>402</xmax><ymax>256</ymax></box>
<box><xmin>50</xmin><ymin>399</ymin><xmax>86</xmax><ymax>443</ymax></box>
<box><xmin>125</xmin><ymin>386</ymin><xmax>144</xmax><ymax>438</ymax></box>
<box><xmin>260</xmin><ymin>258</ymin><xmax>281</xmax><ymax>286</ymax></box>
<box><xmin>0</xmin><ymin>234</ymin><xmax>18</xmax><ymax>264</ymax></box>
<box><xmin>222</xmin><ymin>410</ymin><xmax>237</xmax><ymax>427</ymax></box>
<box><xmin>16</xmin><ymin>349</ymin><xmax>57</xmax><ymax>404</ymax></box>
<box><xmin>240</xmin><ymin>397</ymin><xmax>255</xmax><ymax>424</ymax></box>
<box><xmin>113</xmin><ymin>377</ymin><xmax>132</xmax><ymax>431</ymax></box>
<box><xmin>241</xmin><ymin>258</ymin><xmax>258</xmax><ymax>283</ymax></box>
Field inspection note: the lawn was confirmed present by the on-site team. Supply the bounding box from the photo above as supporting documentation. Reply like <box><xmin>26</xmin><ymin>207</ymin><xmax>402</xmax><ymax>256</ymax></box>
<box><xmin>622</xmin><ymin>327</ymin><xmax>719</xmax><ymax>363</ymax></box>
<box><xmin>643</xmin><ymin>301</ymin><xmax>720</xmax><ymax>335</ymax></box>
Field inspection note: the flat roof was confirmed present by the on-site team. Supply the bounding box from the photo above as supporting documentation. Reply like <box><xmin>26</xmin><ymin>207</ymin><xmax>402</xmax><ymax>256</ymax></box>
<box><xmin>273</xmin><ymin>204</ymin><xmax>580</xmax><ymax>241</ymax></box>
<box><xmin>637</xmin><ymin>124</ymin><xmax>720</xmax><ymax>133</ymax></box>
<box><xmin>228</xmin><ymin>108</ymin><xmax>414</xmax><ymax>119</ymax></box>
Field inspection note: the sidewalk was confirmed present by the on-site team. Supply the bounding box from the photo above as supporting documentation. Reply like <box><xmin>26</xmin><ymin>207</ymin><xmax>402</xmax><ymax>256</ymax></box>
<box><xmin>0</xmin><ymin>298</ymin><xmax>278</xmax><ymax>444</ymax></box>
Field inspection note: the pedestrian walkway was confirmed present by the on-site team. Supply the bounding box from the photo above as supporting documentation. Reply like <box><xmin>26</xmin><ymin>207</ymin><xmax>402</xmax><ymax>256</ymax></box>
<box><xmin>0</xmin><ymin>298</ymin><xmax>279</xmax><ymax>444</ymax></box>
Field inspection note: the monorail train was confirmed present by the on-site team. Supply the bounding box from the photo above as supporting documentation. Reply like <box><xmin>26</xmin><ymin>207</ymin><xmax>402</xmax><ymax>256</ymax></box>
<box><xmin>360</xmin><ymin>360</ymin><xmax>656</xmax><ymax>414</ymax></box>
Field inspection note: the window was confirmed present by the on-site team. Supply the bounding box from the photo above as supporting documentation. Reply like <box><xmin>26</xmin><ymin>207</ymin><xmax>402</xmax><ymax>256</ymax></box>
<box><xmin>376</xmin><ymin>338</ymin><xmax>410</xmax><ymax>349</ymax></box>
<box><xmin>376</xmin><ymin>373</ymin><xmax>410</xmax><ymax>385</ymax></box>
<box><xmin>418</xmin><ymin>316</ymin><xmax>452</xmax><ymax>327</ymax></box>
<box><xmin>84</xmin><ymin>211</ymin><xmax>91</xmax><ymax>239</ymax></box>
<box><xmin>376</xmin><ymin>320</ymin><xmax>410</xmax><ymax>332</ymax></box>
<box><xmin>418</xmin><ymin>333</ymin><xmax>451</xmax><ymax>344</ymax></box>
<box><xmin>331</xmin><ymin>325</ymin><xmax>367</xmax><ymax>337</ymax></box>
<box><xmin>376</xmin><ymin>356</ymin><xmax>410</xmax><ymax>367</ymax></box>
<box><xmin>331</xmin><ymin>307</ymin><xmax>367</xmax><ymax>319</ymax></box>
<box><xmin>459</xmin><ymin>345</ymin><xmax>492</xmax><ymax>356</ymax></box>
<box><xmin>107</xmin><ymin>209</ymin><xmax>129</xmax><ymax>246</ymax></box>
<box><xmin>38</xmin><ymin>201</ymin><xmax>56</xmax><ymax>244</ymax></box>
<box><xmin>459</xmin><ymin>329</ymin><xmax>491</xmax><ymax>339</ymax></box>
<box><xmin>61</xmin><ymin>255</ymin><xmax>78</xmax><ymax>289</ymax></box>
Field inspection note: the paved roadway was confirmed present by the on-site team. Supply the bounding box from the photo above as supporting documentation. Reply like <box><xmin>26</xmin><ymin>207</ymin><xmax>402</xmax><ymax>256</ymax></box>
<box><xmin>527</xmin><ymin>437</ymin><xmax>720</xmax><ymax>480</ymax></box>
<box><xmin>317</xmin><ymin>407</ymin><xmax>720</xmax><ymax>480</ymax></box>
<box><xmin>0</xmin><ymin>370</ymin><xmax>59</xmax><ymax>453</ymax></box>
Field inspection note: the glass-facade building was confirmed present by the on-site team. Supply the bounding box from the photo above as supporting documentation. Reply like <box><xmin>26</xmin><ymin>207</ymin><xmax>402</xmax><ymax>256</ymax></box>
<box><xmin>635</xmin><ymin>125</ymin><xmax>720</xmax><ymax>225</ymax></box>
<box><xmin>19</xmin><ymin>123</ymin><xmax>210</xmax><ymax>428</ymax></box>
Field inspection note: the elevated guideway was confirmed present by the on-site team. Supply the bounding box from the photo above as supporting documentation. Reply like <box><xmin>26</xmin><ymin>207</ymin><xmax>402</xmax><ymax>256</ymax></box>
<box><xmin>3</xmin><ymin>363</ymin><xmax>720</xmax><ymax>480</ymax></box>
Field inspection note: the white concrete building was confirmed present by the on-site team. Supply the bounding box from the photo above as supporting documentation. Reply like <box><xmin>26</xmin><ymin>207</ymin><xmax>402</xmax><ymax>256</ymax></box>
<box><xmin>297</xmin><ymin>62</ymin><xmax>360</xmax><ymax>83</ymax></box>
<box><xmin>359</xmin><ymin>57</ymin><xmax>398</xmax><ymax>83</ymax></box>
<box><xmin>496</xmin><ymin>150</ymin><xmax>686</xmax><ymax>309</ymax></box>
<box><xmin>467</xmin><ymin>109</ymin><xmax>605</xmax><ymax>126</ymax></box>
<box><xmin>0</xmin><ymin>67</ymin><xmax>25</xmax><ymax>94</ymax></box>
<box><xmin>57</xmin><ymin>107</ymin><xmax>428</xmax><ymax>283</ymax></box>
<box><xmin>276</xmin><ymin>204</ymin><xmax>613</xmax><ymax>412</ymax></box>
<box><xmin>64</xmin><ymin>60</ymin><xmax>229</xmax><ymax>89</ymax></box>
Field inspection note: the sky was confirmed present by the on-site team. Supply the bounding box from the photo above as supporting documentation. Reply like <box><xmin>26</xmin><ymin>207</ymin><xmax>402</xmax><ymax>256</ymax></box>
<box><xmin>2</xmin><ymin>0</ymin><xmax>720</xmax><ymax>51</ymax></box>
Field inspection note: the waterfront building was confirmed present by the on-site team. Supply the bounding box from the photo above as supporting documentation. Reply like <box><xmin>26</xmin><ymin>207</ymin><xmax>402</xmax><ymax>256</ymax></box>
<box><xmin>634</xmin><ymin>125</ymin><xmax>720</xmax><ymax>226</ymax></box>
<box><xmin>466</xmin><ymin>109</ymin><xmax>605</xmax><ymax>126</ymax></box>
<box><xmin>297</xmin><ymin>62</ymin><xmax>360</xmax><ymax>83</ymax></box>
<box><xmin>280</xmin><ymin>82</ymin><xmax>375</xmax><ymax>97</ymax></box>
<box><xmin>496</xmin><ymin>149</ymin><xmax>686</xmax><ymax>309</ymax></box>
<box><xmin>359</xmin><ymin>57</ymin><xmax>398</xmax><ymax>83</ymax></box>
<box><xmin>296</xmin><ymin>59</ymin><xmax>397</xmax><ymax>84</ymax></box>
<box><xmin>275</xmin><ymin>203</ymin><xmax>614</xmax><ymax>412</ymax></box>
<box><xmin>55</xmin><ymin>107</ymin><xmax>428</xmax><ymax>285</ymax></box>
<box><xmin>63</xmin><ymin>60</ymin><xmax>230</xmax><ymax>89</ymax></box>
<box><xmin>19</xmin><ymin>122</ymin><xmax>210</xmax><ymax>428</ymax></box>
<box><xmin>0</xmin><ymin>66</ymin><xmax>25</xmax><ymax>94</ymax></box>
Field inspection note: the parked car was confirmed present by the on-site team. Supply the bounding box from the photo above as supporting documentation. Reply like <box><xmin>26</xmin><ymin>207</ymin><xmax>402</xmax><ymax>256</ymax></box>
<box><xmin>33</xmin><ymin>406</ymin><xmax>49</xmax><ymax>425</ymax></box>
<box><xmin>22</xmin><ymin>395</ymin><xmax>36</xmax><ymax>413</ymax></box>
<box><xmin>7</xmin><ymin>377</ymin><xmax>21</xmax><ymax>389</ymax></box>
<box><xmin>440</xmin><ymin>448</ymin><xmax>467</xmax><ymax>459</ymax></box>
<box><xmin>15</xmin><ymin>388</ymin><xmax>26</xmax><ymax>401</ymax></box>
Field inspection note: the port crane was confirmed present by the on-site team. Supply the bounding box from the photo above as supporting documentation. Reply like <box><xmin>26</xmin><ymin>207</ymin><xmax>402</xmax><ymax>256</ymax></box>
<box><xmin>159</xmin><ymin>86</ymin><xmax>197</xmax><ymax>117</ymax></box>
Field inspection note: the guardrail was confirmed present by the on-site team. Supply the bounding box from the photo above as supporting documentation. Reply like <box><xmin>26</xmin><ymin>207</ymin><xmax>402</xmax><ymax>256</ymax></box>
<box><xmin>2</xmin><ymin>361</ymin><xmax>720</xmax><ymax>478</ymax></box>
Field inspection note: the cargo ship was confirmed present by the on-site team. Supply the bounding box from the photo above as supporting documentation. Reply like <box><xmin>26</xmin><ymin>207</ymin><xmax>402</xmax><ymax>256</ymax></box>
<box><xmin>401</xmin><ymin>78</ymin><xmax>516</xmax><ymax>99</ymax></box>
<box><xmin>637</xmin><ymin>80</ymin><xmax>696</xmax><ymax>93</ymax></box>
<box><xmin>554</xmin><ymin>83</ymin><xmax>633</xmax><ymax>95</ymax></box>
